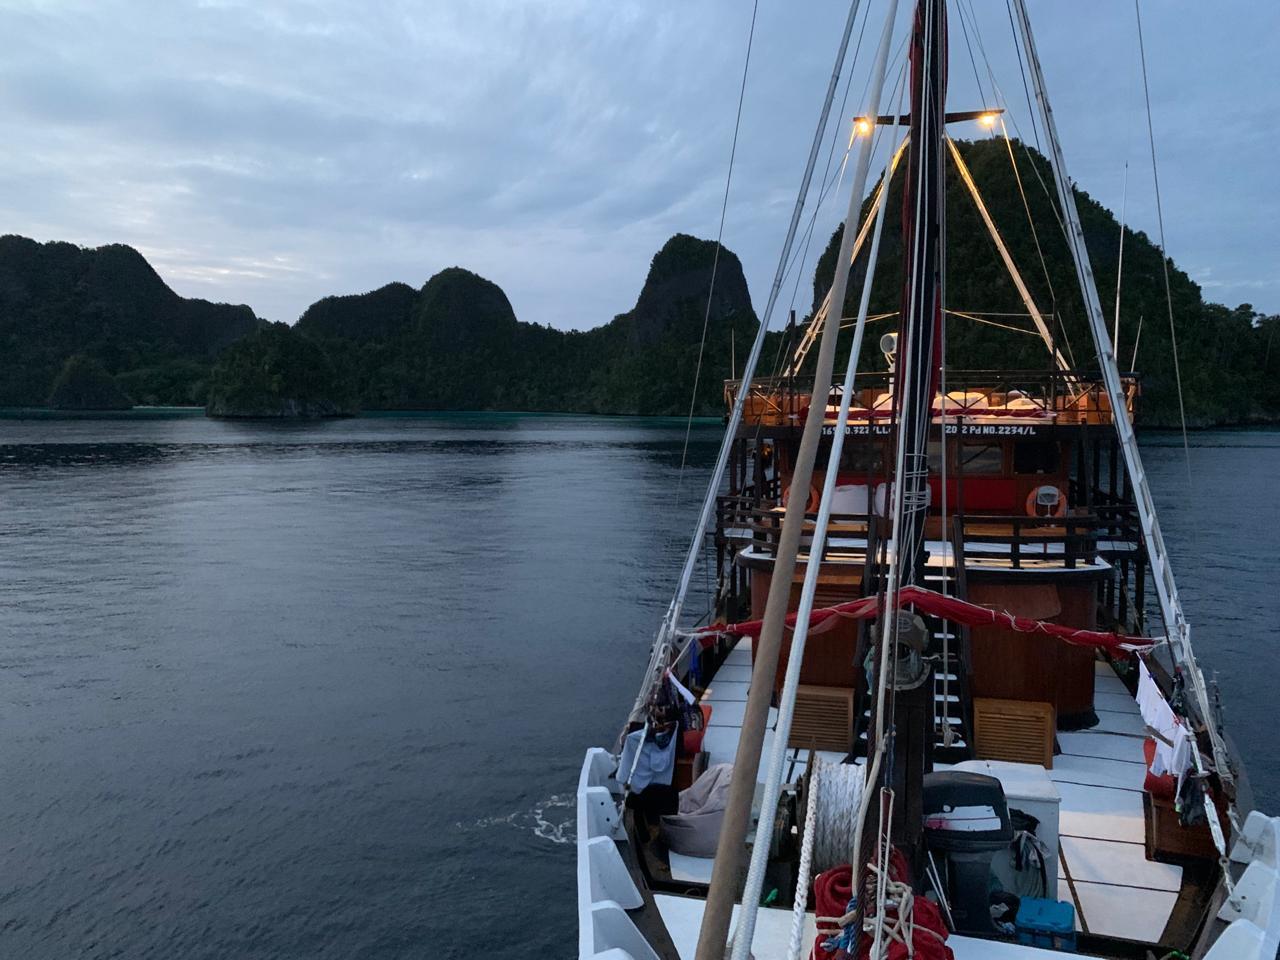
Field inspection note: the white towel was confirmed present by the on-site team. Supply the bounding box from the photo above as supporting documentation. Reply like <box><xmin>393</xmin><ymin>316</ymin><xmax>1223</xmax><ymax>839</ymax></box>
<box><xmin>1138</xmin><ymin>661</ymin><xmax>1191</xmax><ymax>780</ymax></box>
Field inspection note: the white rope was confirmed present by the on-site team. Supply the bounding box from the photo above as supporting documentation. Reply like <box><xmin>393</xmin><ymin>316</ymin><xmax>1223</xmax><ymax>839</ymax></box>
<box><xmin>787</xmin><ymin>758</ymin><xmax>868</xmax><ymax>960</ymax></box>
<box><xmin>786</xmin><ymin>757</ymin><xmax>823</xmax><ymax>960</ymax></box>
<box><xmin>630</xmin><ymin>0</ymin><xmax>870</xmax><ymax>732</ymax></box>
<box><xmin>997</xmin><ymin>116</ymin><xmax>1058</xmax><ymax>319</ymax></box>
<box><xmin>726</xmin><ymin>12</ymin><xmax>902</xmax><ymax>955</ymax></box>
<box><xmin>869</xmin><ymin>787</ymin><xmax>896</xmax><ymax>956</ymax></box>
<box><xmin>812</xmin><ymin>759</ymin><xmax>869</xmax><ymax>875</ymax></box>
<box><xmin>863</xmin><ymin>862</ymin><xmax>950</xmax><ymax>956</ymax></box>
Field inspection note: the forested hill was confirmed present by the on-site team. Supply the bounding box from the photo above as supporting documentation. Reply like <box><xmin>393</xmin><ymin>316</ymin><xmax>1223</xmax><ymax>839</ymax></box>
<box><xmin>293</xmin><ymin>233</ymin><xmax>759</xmax><ymax>415</ymax></box>
<box><xmin>0</xmin><ymin>235</ymin><xmax>261</xmax><ymax>406</ymax></box>
<box><xmin>808</xmin><ymin>137</ymin><xmax>1279</xmax><ymax>426</ymax></box>
<box><xmin>2</xmin><ymin>138</ymin><xmax>1276</xmax><ymax>421</ymax></box>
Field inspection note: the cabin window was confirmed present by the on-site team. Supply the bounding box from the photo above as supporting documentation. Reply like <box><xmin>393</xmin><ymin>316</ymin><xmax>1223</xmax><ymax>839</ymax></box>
<box><xmin>959</xmin><ymin>442</ymin><xmax>1004</xmax><ymax>475</ymax></box>
<box><xmin>839</xmin><ymin>441</ymin><xmax>885</xmax><ymax>476</ymax></box>
<box><xmin>1014</xmin><ymin>440</ymin><xmax>1060</xmax><ymax>475</ymax></box>
<box><xmin>927</xmin><ymin>440</ymin><xmax>944</xmax><ymax>473</ymax></box>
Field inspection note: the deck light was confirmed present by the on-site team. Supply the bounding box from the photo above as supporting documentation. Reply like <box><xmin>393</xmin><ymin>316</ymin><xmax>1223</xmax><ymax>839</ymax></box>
<box><xmin>978</xmin><ymin>112</ymin><xmax>998</xmax><ymax>128</ymax></box>
<box><xmin>854</xmin><ymin>116</ymin><xmax>873</xmax><ymax>137</ymax></box>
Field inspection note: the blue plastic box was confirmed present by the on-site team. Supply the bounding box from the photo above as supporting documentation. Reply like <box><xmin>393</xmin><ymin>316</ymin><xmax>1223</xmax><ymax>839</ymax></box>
<box><xmin>1015</xmin><ymin>896</ymin><xmax>1077</xmax><ymax>951</ymax></box>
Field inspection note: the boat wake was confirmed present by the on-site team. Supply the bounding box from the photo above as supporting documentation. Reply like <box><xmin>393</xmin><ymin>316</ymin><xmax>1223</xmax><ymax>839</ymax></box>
<box><xmin>458</xmin><ymin>794</ymin><xmax>575</xmax><ymax>845</ymax></box>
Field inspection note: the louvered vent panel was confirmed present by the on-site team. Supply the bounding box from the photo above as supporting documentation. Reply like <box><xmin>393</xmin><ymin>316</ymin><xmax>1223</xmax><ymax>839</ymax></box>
<box><xmin>788</xmin><ymin>685</ymin><xmax>855</xmax><ymax>753</ymax></box>
<box><xmin>813</xmin><ymin>585</ymin><xmax>853</xmax><ymax>608</ymax></box>
<box><xmin>974</xmin><ymin>697</ymin><xmax>1055</xmax><ymax>769</ymax></box>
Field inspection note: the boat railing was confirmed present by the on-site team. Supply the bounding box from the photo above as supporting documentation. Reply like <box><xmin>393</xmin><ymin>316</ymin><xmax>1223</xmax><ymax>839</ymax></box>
<box><xmin>956</xmin><ymin>514</ymin><xmax>1103</xmax><ymax>569</ymax></box>
<box><xmin>724</xmin><ymin>368</ymin><xmax>1140</xmax><ymax>428</ymax></box>
<box><xmin>720</xmin><ymin>504</ymin><xmax>1141</xmax><ymax>571</ymax></box>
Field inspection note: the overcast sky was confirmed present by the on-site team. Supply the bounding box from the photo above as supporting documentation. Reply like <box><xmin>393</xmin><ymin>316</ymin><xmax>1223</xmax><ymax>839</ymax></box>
<box><xmin>1</xmin><ymin>0</ymin><xmax>1276</xmax><ymax>329</ymax></box>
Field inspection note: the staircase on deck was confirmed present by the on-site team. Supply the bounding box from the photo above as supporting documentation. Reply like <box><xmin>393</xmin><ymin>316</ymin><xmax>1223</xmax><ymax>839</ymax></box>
<box><xmin>854</xmin><ymin>525</ymin><xmax>975</xmax><ymax>765</ymax></box>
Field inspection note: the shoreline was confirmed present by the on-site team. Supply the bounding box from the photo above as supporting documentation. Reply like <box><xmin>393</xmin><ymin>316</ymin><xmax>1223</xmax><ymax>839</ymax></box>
<box><xmin>1</xmin><ymin>405</ymin><xmax>1276</xmax><ymax>432</ymax></box>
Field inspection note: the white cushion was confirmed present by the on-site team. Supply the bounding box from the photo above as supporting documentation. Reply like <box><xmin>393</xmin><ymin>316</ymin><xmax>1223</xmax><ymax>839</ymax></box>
<box><xmin>829</xmin><ymin>484</ymin><xmax>869</xmax><ymax>514</ymax></box>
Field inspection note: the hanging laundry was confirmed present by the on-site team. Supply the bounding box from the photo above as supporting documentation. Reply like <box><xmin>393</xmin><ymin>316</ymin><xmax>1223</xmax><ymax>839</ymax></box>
<box><xmin>1137</xmin><ymin>660</ymin><xmax>1191</xmax><ymax>782</ymax></box>
<box><xmin>666</xmin><ymin>670</ymin><xmax>696</xmax><ymax>705</ymax></box>
<box><xmin>618</xmin><ymin>725</ymin><xmax>677</xmax><ymax>792</ymax></box>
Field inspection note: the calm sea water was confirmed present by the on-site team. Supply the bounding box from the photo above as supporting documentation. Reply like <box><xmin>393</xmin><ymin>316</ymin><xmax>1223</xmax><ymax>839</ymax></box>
<box><xmin>0</xmin><ymin>415</ymin><xmax>1276</xmax><ymax>959</ymax></box>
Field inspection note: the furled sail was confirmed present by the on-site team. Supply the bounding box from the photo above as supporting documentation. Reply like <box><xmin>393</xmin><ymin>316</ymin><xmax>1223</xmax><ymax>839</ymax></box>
<box><xmin>698</xmin><ymin>584</ymin><xmax>1155</xmax><ymax>654</ymax></box>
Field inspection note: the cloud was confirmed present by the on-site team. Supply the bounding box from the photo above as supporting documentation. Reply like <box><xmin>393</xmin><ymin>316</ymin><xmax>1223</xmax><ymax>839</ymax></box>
<box><xmin>0</xmin><ymin>0</ymin><xmax>1275</xmax><ymax>326</ymax></box>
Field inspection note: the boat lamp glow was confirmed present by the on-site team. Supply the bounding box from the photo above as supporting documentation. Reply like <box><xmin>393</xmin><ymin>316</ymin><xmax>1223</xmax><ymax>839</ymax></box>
<box><xmin>977</xmin><ymin>112</ymin><xmax>998</xmax><ymax>128</ymax></box>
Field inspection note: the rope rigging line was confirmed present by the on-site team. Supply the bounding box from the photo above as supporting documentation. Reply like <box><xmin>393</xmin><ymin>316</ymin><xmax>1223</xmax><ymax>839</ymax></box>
<box><xmin>953</xmin><ymin>0</ymin><xmax>988</xmax><ymax>107</ymax></box>
<box><xmin>1134</xmin><ymin>0</ymin><xmax>1192</xmax><ymax>480</ymax></box>
<box><xmin>977</xmin><ymin>0</ymin><xmax>1070</xmax><ymax>249</ymax></box>
<box><xmin>952</xmin><ymin>1</ymin><xmax>1080</xmax><ymax>368</ymax></box>
<box><xmin>860</xmin><ymin>5</ymin><xmax>949</xmax><ymax>945</ymax></box>
<box><xmin>784</xmin><ymin>756</ymin><xmax>823</xmax><ymax>960</ymax></box>
<box><xmin>752</xmin><ymin>3</ymin><xmax>878</xmax><ymax>453</ymax></box>
<box><xmin>748</xmin><ymin>1</ymin><xmax>893</xmax><ymax>526</ymax></box>
<box><xmin>945</xmin><ymin>135</ymin><xmax>1074</xmax><ymax>372</ymax></box>
<box><xmin>1008</xmin><ymin>9</ymin><xmax>1238</xmax><ymax>913</ymax></box>
<box><xmin>1003</xmin><ymin>0</ymin><xmax>1041</xmax><ymax>153</ymax></box>
<box><xmin>948</xmin><ymin>309</ymin><xmax>1044</xmax><ymax>335</ymax></box>
<box><xmin>694</xmin><ymin>5</ymin><xmax>887</xmax><ymax>956</ymax></box>
<box><xmin>783</xmin><ymin>54</ymin><xmax>912</xmax><ymax>379</ymax></box>
<box><xmin>1114</xmin><ymin>160</ymin><xmax>1129</xmax><ymax>354</ymax></box>
<box><xmin>769</xmin><ymin>20</ymin><xmax>910</xmax><ymax>379</ymax></box>
<box><xmin>778</xmin><ymin>27</ymin><xmax>867</xmax><ymax>331</ymax></box>
<box><xmin>631</xmin><ymin>0</ymin><xmax>871</xmax><ymax>737</ymax></box>
<box><xmin>724</xmin><ymin>16</ymin><xmax>904</xmax><ymax>956</ymax></box>
<box><xmin>998</xmin><ymin>116</ymin><xmax>1058</xmax><ymax>318</ymax></box>
<box><xmin>674</xmin><ymin>0</ymin><xmax>759</xmax><ymax>510</ymax></box>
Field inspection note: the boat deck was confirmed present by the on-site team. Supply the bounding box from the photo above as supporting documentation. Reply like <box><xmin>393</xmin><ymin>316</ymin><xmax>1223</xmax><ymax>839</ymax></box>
<box><xmin>670</xmin><ymin>641</ymin><xmax>1181</xmax><ymax>946</ymax></box>
<box><xmin>653</xmin><ymin>892</ymin><xmax>1095</xmax><ymax>959</ymax></box>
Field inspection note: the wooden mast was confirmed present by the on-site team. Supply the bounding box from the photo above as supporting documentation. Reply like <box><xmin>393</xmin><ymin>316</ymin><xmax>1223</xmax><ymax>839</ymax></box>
<box><xmin>864</xmin><ymin>0</ymin><xmax>947</xmax><ymax>908</ymax></box>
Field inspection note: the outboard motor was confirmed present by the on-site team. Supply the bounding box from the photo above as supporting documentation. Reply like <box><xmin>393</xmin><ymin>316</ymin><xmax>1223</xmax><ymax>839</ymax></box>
<box><xmin>923</xmin><ymin>771</ymin><xmax>1014</xmax><ymax>934</ymax></box>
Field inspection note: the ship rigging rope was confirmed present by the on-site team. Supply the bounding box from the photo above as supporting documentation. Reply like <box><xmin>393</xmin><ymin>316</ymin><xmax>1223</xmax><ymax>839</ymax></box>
<box><xmin>1134</xmin><ymin>0</ymin><xmax>1192</xmax><ymax>479</ymax></box>
<box><xmin>776</xmin><ymin>0</ymin><xmax>872</xmax><ymax>322</ymax></box>
<box><xmin>955</xmin><ymin>0</ymin><xmax>1079</xmax><ymax>370</ymax></box>
<box><xmin>948</xmin><ymin>309</ymin><xmax>1041</xmax><ymax>335</ymax></box>
<box><xmin>1131</xmin><ymin>1</ymin><xmax>1232</xmax><ymax>892</ymax></box>
<box><xmin>762</xmin><ymin>13</ymin><xmax>902</xmax><ymax>396</ymax></box>
<box><xmin>628</xmin><ymin>0</ymin><xmax>868</xmax><ymax>734</ymax></box>
<box><xmin>969</xmin><ymin>0</ymin><xmax>1070</xmax><ymax>250</ymax></box>
<box><xmin>1007</xmin><ymin>2</ymin><xmax>1237</xmax><ymax>909</ymax></box>
<box><xmin>725</xmin><ymin>31</ymin><xmax>905</xmax><ymax>960</ymax></box>
<box><xmin>1003</xmin><ymin>0</ymin><xmax>1040</xmax><ymax>153</ymax></box>
<box><xmin>753</xmin><ymin>2</ymin><xmax>874</xmax><ymax>455</ymax></box>
<box><xmin>998</xmin><ymin>116</ymin><xmax>1059</xmax><ymax>326</ymax></box>
<box><xmin>782</xmin><ymin>52</ymin><xmax>911</xmax><ymax>380</ymax></box>
<box><xmin>674</xmin><ymin>0</ymin><xmax>759</xmax><ymax>509</ymax></box>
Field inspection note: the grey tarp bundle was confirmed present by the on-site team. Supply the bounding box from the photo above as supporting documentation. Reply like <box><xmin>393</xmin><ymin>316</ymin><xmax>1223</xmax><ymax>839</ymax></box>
<box><xmin>660</xmin><ymin>763</ymin><xmax>733</xmax><ymax>857</ymax></box>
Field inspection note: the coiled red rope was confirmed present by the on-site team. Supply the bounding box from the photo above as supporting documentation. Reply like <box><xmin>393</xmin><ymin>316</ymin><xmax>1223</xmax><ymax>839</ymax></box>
<box><xmin>811</xmin><ymin>851</ymin><xmax>953</xmax><ymax>960</ymax></box>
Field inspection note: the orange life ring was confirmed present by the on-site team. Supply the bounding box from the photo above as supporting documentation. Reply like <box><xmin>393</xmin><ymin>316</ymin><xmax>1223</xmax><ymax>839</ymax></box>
<box><xmin>783</xmin><ymin>482</ymin><xmax>820</xmax><ymax>513</ymax></box>
<box><xmin>1026</xmin><ymin>484</ymin><xmax>1067</xmax><ymax>518</ymax></box>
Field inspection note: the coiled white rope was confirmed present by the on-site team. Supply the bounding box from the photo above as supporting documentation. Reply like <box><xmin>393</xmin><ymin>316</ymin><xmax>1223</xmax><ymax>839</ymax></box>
<box><xmin>812</xmin><ymin>758</ymin><xmax>867</xmax><ymax>875</ymax></box>
<box><xmin>783</xmin><ymin>757</ymin><xmax>867</xmax><ymax>960</ymax></box>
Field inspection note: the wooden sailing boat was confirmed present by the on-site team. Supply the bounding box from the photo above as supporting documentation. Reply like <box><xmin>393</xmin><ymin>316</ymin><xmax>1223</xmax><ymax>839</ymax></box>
<box><xmin>576</xmin><ymin>2</ymin><xmax>1280</xmax><ymax>958</ymax></box>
